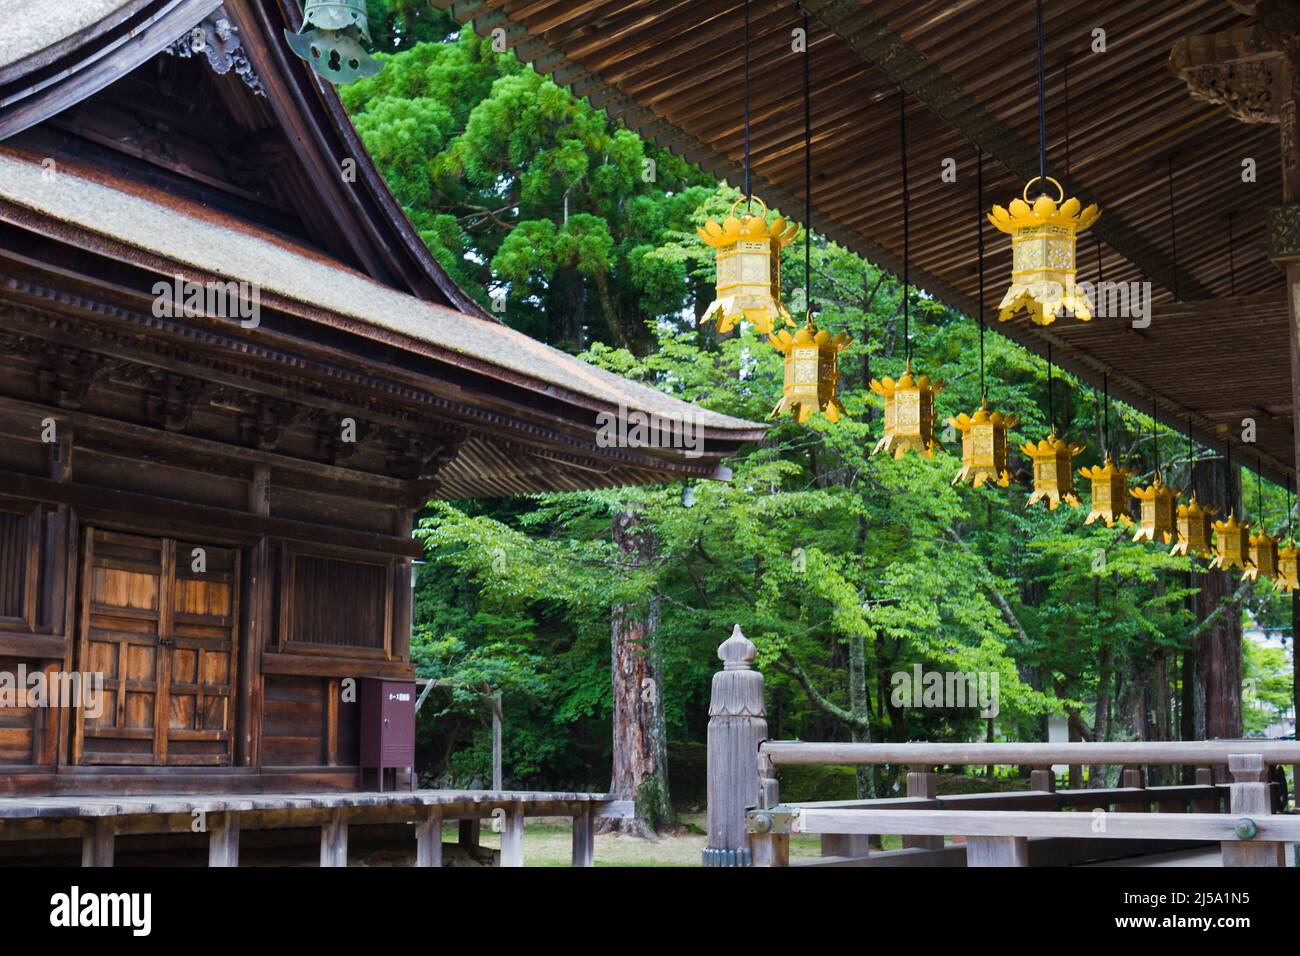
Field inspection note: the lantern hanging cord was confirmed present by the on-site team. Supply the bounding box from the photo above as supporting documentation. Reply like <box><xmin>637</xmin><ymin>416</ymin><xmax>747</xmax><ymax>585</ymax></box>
<box><xmin>1046</xmin><ymin>342</ymin><xmax>1054</xmax><ymax>433</ymax></box>
<box><xmin>803</xmin><ymin>10</ymin><xmax>812</xmax><ymax>320</ymax></box>
<box><xmin>1151</xmin><ymin>398</ymin><xmax>1160</xmax><ymax>478</ymax></box>
<box><xmin>743</xmin><ymin>0</ymin><xmax>752</xmax><ymax>209</ymax></box>
<box><xmin>1062</xmin><ymin>62</ymin><xmax>1071</xmax><ymax>191</ymax></box>
<box><xmin>977</xmin><ymin>146</ymin><xmax>986</xmax><ymax>401</ymax></box>
<box><xmin>1186</xmin><ymin>416</ymin><xmax>1194</xmax><ymax>488</ymax></box>
<box><xmin>1289</xmin><ymin>474</ymin><xmax>1294</xmax><ymax>541</ymax></box>
<box><xmin>1257</xmin><ymin>457</ymin><xmax>1264</xmax><ymax>526</ymax></box>
<box><xmin>1167</xmin><ymin>155</ymin><xmax>1179</xmax><ymax>302</ymax></box>
<box><xmin>1103</xmin><ymin>373</ymin><xmax>1110</xmax><ymax>456</ymax></box>
<box><xmin>899</xmin><ymin>84</ymin><xmax>911</xmax><ymax>365</ymax></box>
<box><xmin>1035</xmin><ymin>0</ymin><xmax>1047</xmax><ymax>181</ymax></box>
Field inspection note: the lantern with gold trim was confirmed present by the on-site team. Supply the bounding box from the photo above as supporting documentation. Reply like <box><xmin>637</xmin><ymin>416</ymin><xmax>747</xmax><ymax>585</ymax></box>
<box><xmin>871</xmin><ymin>362</ymin><xmax>945</xmax><ymax>459</ymax></box>
<box><xmin>1243</xmin><ymin>529</ymin><xmax>1279</xmax><ymax>582</ymax></box>
<box><xmin>1021</xmin><ymin>433</ymin><xmax>1083</xmax><ymax>509</ymax></box>
<box><xmin>1209</xmin><ymin>513</ymin><xmax>1254</xmax><ymax>572</ymax></box>
<box><xmin>987</xmin><ymin>177</ymin><xmax>1100</xmax><ymax>326</ymax></box>
<box><xmin>1276</xmin><ymin>541</ymin><xmax>1300</xmax><ymax>591</ymax></box>
<box><xmin>1170</xmin><ymin>494</ymin><xmax>1218</xmax><ymax>558</ymax></box>
<box><xmin>949</xmin><ymin>402</ymin><xmax>1017</xmax><ymax>488</ymax></box>
<box><xmin>1078</xmin><ymin>456</ymin><xmax>1134</xmax><ymax>526</ymax></box>
<box><xmin>768</xmin><ymin>315</ymin><xmax>852</xmax><ymax>424</ymax></box>
<box><xmin>697</xmin><ymin>196</ymin><xmax>798</xmax><ymax>335</ymax></box>
<box><xmin>1130</xmin><ymin>476</ymin><xmax>1181</xmax><ymax>544</ymax></box>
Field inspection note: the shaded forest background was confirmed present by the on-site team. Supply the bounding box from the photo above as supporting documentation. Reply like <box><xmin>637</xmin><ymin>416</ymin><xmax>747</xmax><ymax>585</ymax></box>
<box><xmin>343</xmin><ymin>2</ymin><xmax>1295</xmax><ymax>819</ymax></box>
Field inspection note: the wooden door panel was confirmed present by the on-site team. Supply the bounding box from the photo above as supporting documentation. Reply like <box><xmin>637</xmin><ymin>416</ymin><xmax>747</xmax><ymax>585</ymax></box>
<box><xmin>74</xmin><ymin>531</ymin><xmax>239</xmax><ymax>767</ymax></box>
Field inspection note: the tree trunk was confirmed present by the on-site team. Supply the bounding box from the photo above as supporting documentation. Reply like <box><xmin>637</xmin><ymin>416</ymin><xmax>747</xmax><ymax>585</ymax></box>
<box><xmin>547</xmin><ymin>266</ymin><xmax>585</xmax><ymax>352</ymax></box>
<box><xmin>847</xmin><ymin>632</ymin><xmax>876</xmax><ymax>800</ymax></box>
<box><xmin>606</xmin><ymin>509</ymin><xmax>671</xmax><ymax>837</ymax></box>
<box><xmin>1193</xmin><ymin>455</ymin><xmax>1243</xmax><ymax>740</ymax></box>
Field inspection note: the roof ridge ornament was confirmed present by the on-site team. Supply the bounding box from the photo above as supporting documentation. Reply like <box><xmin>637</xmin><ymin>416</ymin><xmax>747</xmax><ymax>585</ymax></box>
<box><xmin>284</xmin><ymin>0</ymin><xmax>383</xmax><ymax>84</ymax></box>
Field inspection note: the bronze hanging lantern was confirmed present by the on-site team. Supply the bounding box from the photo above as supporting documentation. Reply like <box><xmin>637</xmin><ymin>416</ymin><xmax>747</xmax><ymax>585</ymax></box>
<box><xmin>1209</xmin><ymin>512</ymin><xmax>1254</xmax><ymax>572</ymax></box>
<box><xmin>1276</xmin><ymin>542</ymin><xmax>1300</xmax><ymax>591</ymax></box>
<box><xmin>1170</xmin><ymin>493</ymin><xmax>1218</xmax><ymax>559</ymax></box>
<box><xmin>1130</xmin><ymin>476</ymin><xmax>1181</xmax><ymax>543</ymax></box>
<box><xmin>1244</xmin><ymin>530</ymin><xmax>1279</xmax><ymax>582</ymax></box>
<box><xmin>949</xmin><ymin>402</ymin><xmax>1017</xmax><ymax>488</ymax></box>
<box><xmin>1080</xmin><ymin>456</ymin><xmax>1134</xmax><ymax>527</ymax></box>
<box><xmin>284</xmin><ymin>0</ymin><xmax>383</xmax><ymax>84</ymax></box>
<box><xmin>1021</xmin><ymin>433</ymin><xmax>1083</xmax><ymax>510</ymax></box>
<box><xmin>768</xmin><ymin>316</ymin><xmax>851</xmax><ymax>424</ymax></box>
<box><xmin>697</xmin><ymin>197</ymin><xmax>798</xmax><ymax>335</ymax></box>
<box><xmin>871</xmin><ymin>362</ymin><xmax>945</xmax><ymax>459</ymax></box>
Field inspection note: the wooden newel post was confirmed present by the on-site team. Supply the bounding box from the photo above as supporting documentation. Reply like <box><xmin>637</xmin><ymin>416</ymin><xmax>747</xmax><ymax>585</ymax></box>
<box><xmin>1220</xmin><ymin>754</ymin><xmax>1284</xmax><ymax>867</ymax></box>
<box><xmin>704</xmin><ymin>625</ymin><xmax>768</xmax><ymax>867</ymax></box>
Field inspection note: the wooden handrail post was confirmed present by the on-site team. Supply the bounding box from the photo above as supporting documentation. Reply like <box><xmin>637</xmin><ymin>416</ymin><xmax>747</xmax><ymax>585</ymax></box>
<box><xmin>1193</xmin><ymin>766</ymin><xmax>1220</xmax><ymax>812</ymax></box>
<box><xmin>1121</xmin><ymin>765</ymin><xmax>1147</xmax><ymax>812</ymax></box>
<box><xmin>704</xmin><ymin>625</ymin><xmax>768</xmax><ymax>867</ymax></box>
<box><xmin>1221</xmin><ymin>754</ymin><xmax>1284</xmax><ymax>867</ymax></box>
<box><xmin>903</xmin><ymin>770</ymin><xmax>941</xmax><ymax>850</ymax></box>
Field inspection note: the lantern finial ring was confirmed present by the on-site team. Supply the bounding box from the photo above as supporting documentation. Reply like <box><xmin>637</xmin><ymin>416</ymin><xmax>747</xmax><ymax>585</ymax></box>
<box><xmin>1022</xmin><ymin>176</ymin><xmax>1064</xmax><ymax>204</ymax></box>
<box><xmin>730</xmin><ymin>195</ymin><xmax>768</xmax><ymax>218</ymax></box>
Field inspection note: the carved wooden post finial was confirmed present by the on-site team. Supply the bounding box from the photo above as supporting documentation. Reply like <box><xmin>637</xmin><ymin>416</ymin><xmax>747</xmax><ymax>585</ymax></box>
<box><xmin>704</xmin><ymin>624</ymin><xmax>768</xmax><ymax>866</ymax></box>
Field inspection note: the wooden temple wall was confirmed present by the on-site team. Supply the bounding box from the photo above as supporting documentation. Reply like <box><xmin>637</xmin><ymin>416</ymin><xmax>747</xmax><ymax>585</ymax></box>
<box><xmin>0</xmin><ymin>326</ymin><xmax>418</xmax><ymax>795</ymax></box>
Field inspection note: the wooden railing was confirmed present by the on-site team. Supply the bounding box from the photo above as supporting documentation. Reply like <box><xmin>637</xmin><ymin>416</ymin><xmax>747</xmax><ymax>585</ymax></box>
<box><xmin>704</xmin><ymin>627</ymin><xmax>1300</xmax><ymax>868</ymax></box>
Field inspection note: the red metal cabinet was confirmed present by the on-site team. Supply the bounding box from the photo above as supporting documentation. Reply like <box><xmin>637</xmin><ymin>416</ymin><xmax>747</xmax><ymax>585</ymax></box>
<box><xmin>360</xmin><ymin>678</ymin><xmax>416</xmax><ymax>791</ymax></box>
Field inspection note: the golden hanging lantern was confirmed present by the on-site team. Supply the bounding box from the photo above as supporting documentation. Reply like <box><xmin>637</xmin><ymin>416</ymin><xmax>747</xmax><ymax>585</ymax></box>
<box><xmin>1021</xmin><ymin>433</ymin><xmax>1084</xmax><ymax>509</ymax></box>
<box><xmin>1170</xmin><ymin>493</ymin><xmax>1219</xmax><ymax>559</ymax></box>
<box><xmin>1243</xmin><ymin>529</ymin><xmax>1280</xmax><ymax>582</ymax></box>
<box><xmin>987</xmin><ymin>177</ymin><xmax>1100</xmax><ymax>326</ymax></box>
<box><xmin>1077</xmin><ymin>456</ymin><xmax>1133</xmax><ymax>525</ymax></box>
<box><xmin>697</xmin><ymin>196</ymin><xmax>798</xmax><ymax>335</ymax></box>
<box><xmin>768</xmin><ymin>316</ymin><xmax>852</xmax><ymax>424</ymax></box>
<box><xmin>1209</xmin><ymin>512</ymin><xmax>1254</xmax><ymax>572</ymax></box>
<box><xmin>1275</xmin><ymin>541</ymin><xmax>1300</xmax><ymax>591</ymax></box>
<box><xmin>1130</xmin><ymin>475</ymin><xmax>1181</xmax><ymax>543</ymax></box>
<box><xmin>870</xmin><ymin>361</ymin><xmax>945</xmax><ymax>459</ymax></box>
<box><xmin>949</xmin><ymin>401</ymin><xmax>1018</xmax><ymax>488</ymax></box>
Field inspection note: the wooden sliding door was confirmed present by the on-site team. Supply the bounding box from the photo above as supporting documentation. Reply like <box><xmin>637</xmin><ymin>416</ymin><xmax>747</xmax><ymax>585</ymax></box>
<box><xmin>73</xmin><ymin>529</ymin><xmax>239</xmax><ymax>766</ymax></box>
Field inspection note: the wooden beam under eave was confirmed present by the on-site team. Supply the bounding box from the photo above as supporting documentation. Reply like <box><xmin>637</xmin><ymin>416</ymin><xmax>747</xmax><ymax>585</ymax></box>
<box><xmin>798</xmin><ymin>0</ymin><xmax>1212</xmax><ymax>304</ymax></box>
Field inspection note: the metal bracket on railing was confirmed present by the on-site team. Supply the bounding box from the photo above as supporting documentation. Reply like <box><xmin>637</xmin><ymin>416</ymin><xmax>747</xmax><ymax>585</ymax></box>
<box><xmin>1234</xmin><ymin>817</ymin><xmax>1258</xmax><ymax>840</ymax></box>
<box><xmin>746</xmin><ymin>806</ymin><xmax>797</xmax><ymax>835</ymax></box>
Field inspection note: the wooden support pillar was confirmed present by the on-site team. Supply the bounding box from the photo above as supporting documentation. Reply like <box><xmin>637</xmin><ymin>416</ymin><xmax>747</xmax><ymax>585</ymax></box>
<box><xmin>1193</xmin><ymin>766</ymin><xmax>1221</xmax><ymax>812</ymax></box>
<box><xmin>1221</xmin><ymin>754</ymin><xmax>1284</xmax><ymax>867</ymax></box>
<box><xmin>1029</xmin><ymin>768</ymin><xmax>1056</xmax><ymax>793</ymax></box>
<box><xmin>81</xmin><ymin>818</ymin><xmax>114</xmax><ymax>867</ymax></box>
<box><xmin>903</xmin><ymin>770</ymin><xmax>942</xmax><ymax>850</ymax></box>
<box><xmin>1121</xmin><ymin>765</ymin><xmax>1148</xmax><ymax>812</ymax></box>
<box><xmin>208</xmin><ymin>812</ymin><xmax>240</xmax><ymax>867</ymax></box>
<box><xmin>415</xmin><ymin>809</ymin><xmax>443</xmax><ymax>867</ymax></box>
<box><xmin>571</xmin><ymin>807</ymin><xmax>594</xmax><ymax>867</ymax></box>
<box><xmin>320</xmin><ymin>808</ymin><xmax>348</xmax><ymax>867</ymax></box>
<box><xmin>704</xmin><ymin>625</ymin><xmax>767</xmax><ymax>867</ymax></box>
<box><xmin>820</xmin><ymin>833</ymin><xmax>872</xmax><ymax>858</ymax></box>
<box><xmin>458</xmin><ymin>817</ymin><xmax>480</xmax><ymax>849</ymax></box>
<box><xmin>499</xmin><ymin>804</ymin><xmax>524</xmax><ymax>868</ymax></box>
<box><xmin>966</xmin><ymin>835</ymin><xmax>1028</xmax><ymax>867</ymax></box>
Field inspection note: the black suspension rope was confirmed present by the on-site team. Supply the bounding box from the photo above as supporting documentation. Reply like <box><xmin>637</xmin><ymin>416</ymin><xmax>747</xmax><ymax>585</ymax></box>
<box><xmin>1096</xmin><ymin>236</ymin><xmax>1103</xmax><ymax>283</ymax></box>
<box><xmin>978</xmin><ymin>146</ymin><xmax>986</xmax><ymax>401</ymax></box>
<box><xmin>1046</xmin><ymin>342</ymin><xmax>1054</xmax><ymax>433</ymax></box>
<box><xmin>803</xmin><ymin>10</ymin><xmax>811</xmax><ymax>320</ymax></box>
<box><xmin>1151</xmin><ymin>398</ymin><xmax>1161</xmax><ymax>478</ymax></box>
<box><xmin>743</xmin><ymin>0</ymin><xmax>752</xmax><ymax>208</ymax></box>
<box><xmin>1167</xmin><ymin>155</ymin><xmax>1179</xmax><ymax>302</ymax></box>
<box><xmin>1289</xmin><ymin>474</ymin><xmax>1294</xmax><ymax>542</ymax></box>
<box><xmin>900</xmin><ymin>85</ymin><xmax>911</xmax><ymax>365</ymax></box>
<box><xmin>1187</xmin><ymin>416</ymin><xmax>1194</xmax><ymax>489</ymax></box>
<box><xmin>1103</xmin><ymin>373</ymin><xmax>1110</xmax><ymax>457</ymax></box>
<box><xmin>1257</xmin><ymin>457</ymin><xmax>1265</xmax><ymax>527</ymax></box>
<box><xmin>1035</xmin><ymin>0</ymin><xmax>1047</xmax><ymax>181</ymax></box>
<box><xmin>1062</xmin><ymin>62</ymin><xmax>1070</xmax><ymax>192</ymax></box>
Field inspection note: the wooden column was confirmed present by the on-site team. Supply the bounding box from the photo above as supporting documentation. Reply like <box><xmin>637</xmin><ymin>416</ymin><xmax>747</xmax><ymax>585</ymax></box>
<box><xmin>704</xmin><ymin>625</ymin><xmax>768</xmax><ymax>867</ymax></box>
<box><xmin>320</xmin><ymin>808</ymin><xmax>348</xmax><ymax>867</ymax></box>
<box><xmin>571</xmin><ymin>806</ymin><xmax>594</xmax><ymax>867</ymax></box>
<box><xmin>966</xmin><ymin>835</ymin><xmax>1028</xmax><ymax>867</ymax></box>
<box><xmin>1221</xmin><ymin>754</ymin><xmax>1284</xmax><ymax>866</ymax></box>
<box><xmin>238</xmin><ymin>464</ymin><xmax>270</xmax><ymax>767</ymax></box>
<box><xmin>415</xmin><ymin>809</ymin><xmax>443</xmax><ymax>867</ymax></box>
<box><xmin>81</xmin><ymin>818</ymin><xmax>114</xmax><ymax>867</ymax></box>
<box><xmin>208</xmin><ymin>812</ymin><xmax>240</xmax><ymax>867</ymax></box>
<box><xmin>1121</xmin><ymin>765</ymin><xmax>1148</xmax><ymax>812</ymax></box>
<box><xmin>1193</xmin><ymin>766</ymin><xmax>1221</xmax><ymax>812</ymax></box>
<box><xmin>902</xmin><ymin>769</ymin><xmax>942</xmax><ymax>850</ymax></box>
<box><xmin>499</xmin><ymin>804</ymin><xmax>524</xmax><ymax>867</ymax></box>
<box><xmin>458</xmin><ymin>817</ymin><xmax>480</xmax><ymax>851</ymax></box>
